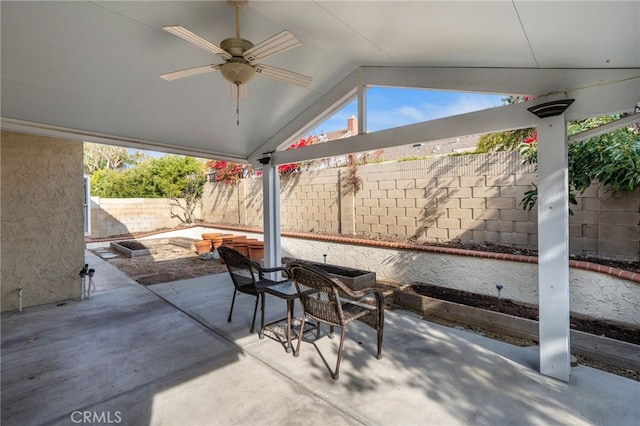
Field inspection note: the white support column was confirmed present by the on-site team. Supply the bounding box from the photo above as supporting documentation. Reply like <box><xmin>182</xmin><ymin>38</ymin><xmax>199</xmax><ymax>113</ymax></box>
<box><xmin>262</xmin><ymin>163</ymin><xmax>281</xmax><ymax>271</ymax></box>
<box><xmin>357</xmin><ymin>84</ymin><xmax>367</xmax><ymax>134</ymax></box>
<box><xmin>536</xmin><ymin>114</ymin><xmax>571</xmax><ymax>382</ymax></box>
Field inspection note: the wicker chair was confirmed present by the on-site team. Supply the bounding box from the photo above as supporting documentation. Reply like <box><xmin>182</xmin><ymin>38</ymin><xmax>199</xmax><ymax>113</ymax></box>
<box><xmin>285</xmin><ymin>261</ymin><xmax>384</xmax><ymax>380</ymax></box>
<box><xmin>218</xmin><ymin>246</ymin><xmax>288</xmax><ymax>334</ymax></box>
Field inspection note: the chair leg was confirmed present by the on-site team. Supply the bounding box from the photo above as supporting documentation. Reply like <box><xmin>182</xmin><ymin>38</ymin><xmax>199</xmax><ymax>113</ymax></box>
<box><xmin>376</xmin><ymin>329</ymin><xmax>383</xmax><ymax>359</ymax></box>
<box><xmin>228</xmin><ymin>290</ymin><xmax>237</xmax><ymax>323</ymax></box>
<box><xmin>250</xmin><ymin>294</ymin><xmax>259</xmax><ymax>334</ymax></box>
<box><xmin>259</xmin><ymin>293</ymin><xmax>266</xmax><ymax>339</ymax></box>
<box><xmin>294</xmin><ymin>315</ymin><xmax>306</xmax><ymax>357</ymax></box>
<box><xmin>332</xmin><ymin>328</ymin><xmax>347</xmax><ymax>380</ymax></box>
<box><xmin>328</xmin><ymin>325</ymin><xmax>335</xmax><ymax>339</ymax></box>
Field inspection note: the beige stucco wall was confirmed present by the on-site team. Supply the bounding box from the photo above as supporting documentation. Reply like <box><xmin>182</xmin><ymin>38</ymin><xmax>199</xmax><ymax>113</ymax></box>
<box><xmin>279</xmin><ymin>235</ymin><xmax>640</xmax><ymax>327</ymax></box>
<box><xmin>1</xmin><ymin>131</ymin><xmax>85</xmax><ymax>312</ymax></box>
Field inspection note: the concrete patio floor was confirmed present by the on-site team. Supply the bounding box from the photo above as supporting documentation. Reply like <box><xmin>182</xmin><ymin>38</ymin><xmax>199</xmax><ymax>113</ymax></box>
<box><xmin>2</xmin><ymin>250</ymin><xmax>639</xmax><ymax>426</ymax></box>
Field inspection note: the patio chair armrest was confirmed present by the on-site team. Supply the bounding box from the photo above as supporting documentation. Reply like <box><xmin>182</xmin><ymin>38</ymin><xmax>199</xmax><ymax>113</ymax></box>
<box><xmin>255</xmin><ymin>263</ymin><xmax>289</xmax><ymax>279</ymax></box>
<box><xmin>331</xmin><ymin>280</ymin><xmax>384</xmax><ymax>303</ymax></box>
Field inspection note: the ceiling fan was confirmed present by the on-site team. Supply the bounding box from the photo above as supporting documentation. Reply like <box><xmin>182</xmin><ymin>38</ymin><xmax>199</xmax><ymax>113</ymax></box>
<box><xmin>160</xmin><ymin>0</ymin><xmax>312</xmax><ymax>125</ymax></box>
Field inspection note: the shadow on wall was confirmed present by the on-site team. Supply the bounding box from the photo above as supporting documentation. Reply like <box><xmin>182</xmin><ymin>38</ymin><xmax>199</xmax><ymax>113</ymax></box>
<box><xmin>90</xmin><ymin>198</ymin><xmax>131</xmax><ymax>239</ymax></box>
<box><xmin>203</xmin><ymin>152</ymin><xmax>639</xmax><ymax>261</ymax></box>
<box><xmin>202</xmin><ymin>181</ymin><xmax>241</xmax><ymax>225</ymax></box>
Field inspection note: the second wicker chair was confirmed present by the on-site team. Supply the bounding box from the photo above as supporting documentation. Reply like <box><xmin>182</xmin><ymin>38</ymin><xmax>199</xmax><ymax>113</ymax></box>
<box><xmin>285</xmin><ymin>261</ymin><xmax>384</xmax><ymax>380</ymax></box>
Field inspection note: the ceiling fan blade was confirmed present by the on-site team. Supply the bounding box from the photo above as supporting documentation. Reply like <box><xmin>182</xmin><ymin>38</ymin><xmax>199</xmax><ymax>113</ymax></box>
<box><xmin>159</xmin><ymin>64</ymin><xmax>221</xmax><ymax>81</ymax></box>
<box><xmin>255</xmin><ymin>64</ymin><xmax>312</xmax><ymax>88</ymax></box>
<box><xmin>163</xmin><ymin>25</ymin><xmax>232</xmax><ymax>61</ymax></box>
<box><xmin>243</xmin><ymin>31</ymin><xmax>301</xmax><ymax>64</ymax></box>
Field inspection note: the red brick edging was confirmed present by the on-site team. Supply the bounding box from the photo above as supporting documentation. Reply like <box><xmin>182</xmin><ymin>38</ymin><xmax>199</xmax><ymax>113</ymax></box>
<box><xmin>86</xmin><ymin>223</ymin><xmax>640</xmax><ymax>284</ymax></box>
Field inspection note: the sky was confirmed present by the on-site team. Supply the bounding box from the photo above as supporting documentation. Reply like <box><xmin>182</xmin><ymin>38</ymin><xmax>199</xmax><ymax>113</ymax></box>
<box><xmin>136</xmin><ymin>88</ymin><xmax>506</xmax><ymax>158</ymax></box>
<box><xmin>311</xmin><ymin>87</ymin><xmax>506</xmax><ymax>135</ymax></box>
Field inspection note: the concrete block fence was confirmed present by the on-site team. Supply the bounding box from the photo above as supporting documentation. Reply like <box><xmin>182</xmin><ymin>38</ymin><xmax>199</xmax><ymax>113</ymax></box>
<box><xmin>90</xmin><ymin>197</ymin><xmax>200</xmax><ymax>238</ymax></box>
<box><xmin>87</xmin><ymin>152</ymin><xmax>639</xmax><ymax>261</ymax></box>
<box><xmin>201</xmin><ymin>152</ymin><xmax>639</xmax><ymax>261</ymax></box>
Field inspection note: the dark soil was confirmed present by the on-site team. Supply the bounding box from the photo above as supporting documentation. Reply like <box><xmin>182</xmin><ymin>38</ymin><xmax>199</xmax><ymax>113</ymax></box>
<box><xmin>425</xmin><ymin>240</ymin><xmax>639</xmax><ymax>274</ymax></box>
<box><xmin>403</xmin><ymin>283</ymin><xmax>640</xmax><ymax>346</ymax></box>
<box><xmin>96</xmin><ymin>240</ymin><xmax>227</xmax><ymax>285</ymax></box>
<box><xmin>116</xmin><ymin>240</ymin><xmax>149</xmax><ymax>251</ymax></box>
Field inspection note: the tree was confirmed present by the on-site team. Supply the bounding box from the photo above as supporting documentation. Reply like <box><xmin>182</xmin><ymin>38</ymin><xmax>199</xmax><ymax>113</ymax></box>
<box><xmin>83</xmin><ymin>142</ymin><xmax>147</xmax><ymax>173</ymax></box>
<box><xmin>90</xmin><ymin>155</ymin><xmax>207</xmax><ymax>223</ymax></box>
<box><xmin>91</xmin><ymin>155</ymin><xmax>206</xmax><ymax>223</ymax></box>
<box><xmin>169</xmin><ymin>172</ymin><xmax>206</xmax><ymax>225</ymax></box>
<box><xmin>206</xmin><ymin>160</ymin><xmax>250</xmax><ymax>185</ymax></box>
<box><xmin>475</xmin><ymin>96</ymin><xmax>536</xmax><ymax>153</ymax></box>
<box><xmin>519</xmin><ymin>115</ymin><xmax>640</xmax><ymax>212</ymax></box>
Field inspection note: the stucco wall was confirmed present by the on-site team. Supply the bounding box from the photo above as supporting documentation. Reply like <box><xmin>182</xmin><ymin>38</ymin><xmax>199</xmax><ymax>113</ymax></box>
<box><xmin>166</xmin><ymin>225</ymin><xmax>639</xmax><ymax>327</ymax></box>
<box><xmin>1</xmin><ymin>131</ymin><xmax>85</xmax><ymax>312</ymax></box>
<box><xmin>279</xmin><ymin>235</ymin><xmax>640</xmax><ymax>327</ymax></box>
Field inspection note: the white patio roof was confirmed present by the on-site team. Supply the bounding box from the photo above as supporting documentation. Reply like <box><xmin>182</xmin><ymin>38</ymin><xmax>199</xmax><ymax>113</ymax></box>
<box><xmin>2</xmin><ymin>1</ymin><xmax>638</xmax><ymax>162</ymax></box>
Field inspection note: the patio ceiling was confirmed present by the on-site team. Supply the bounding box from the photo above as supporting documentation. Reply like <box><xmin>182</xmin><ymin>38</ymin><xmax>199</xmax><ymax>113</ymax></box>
<box><xmin>1</xmin><ymin>1</ymin><xmax>639</xmax><ymax>163</ymax></box>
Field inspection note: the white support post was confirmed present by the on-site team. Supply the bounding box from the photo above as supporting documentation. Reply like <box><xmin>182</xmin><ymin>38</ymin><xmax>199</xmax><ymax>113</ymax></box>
<box><xmin>262</xmin><ymin>163</ymin><xmax>282</xmax><ymax>273</ymax></box>
<box><xmin>357</xmin><ymin>84</ymin><xmax>367</xmax><ymax>134</ymax></box>
<box><xmin>536</xmin><ymin>114</ymin><xmax>571</xmax><ymax>382</ymax></box>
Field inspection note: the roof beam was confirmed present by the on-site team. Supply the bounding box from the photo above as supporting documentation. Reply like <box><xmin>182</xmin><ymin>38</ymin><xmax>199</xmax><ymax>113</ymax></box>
<box><xmin>0</xmin><ymin>118</ymin><xmax>248</xmax><ymax>163</ymax></box>
<box><xmin>249</xmin><ymin>69</ymin><xmax>360</xmax><ymax>164</ymax></box>
<box><xmin>270</xmin><ymin>97</ymin><xmax>540</xmax><ymax>166</ymax></box>
<box><xmin>360</xmin><ymin>66</ymin><xmax>640</xmax><ymax>99</ymax></box>
<box><xmin>262</xmin><ymin>66</ymin><xmax>638</xmax><ymax>166</ymax></box>
<box><xmin>568</xmin><ymin>112</ymin><xmax>640</xmax><ymax>144</ymax></box>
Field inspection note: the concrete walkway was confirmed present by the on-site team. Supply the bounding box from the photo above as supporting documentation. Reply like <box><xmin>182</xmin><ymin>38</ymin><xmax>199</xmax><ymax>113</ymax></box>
<box><xmin>1</xmin><ymin>251</ymin><xmax>639</xmax><ymax>425</ymax></box>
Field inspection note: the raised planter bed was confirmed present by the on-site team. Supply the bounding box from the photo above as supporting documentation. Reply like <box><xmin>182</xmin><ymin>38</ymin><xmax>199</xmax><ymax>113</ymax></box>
<box><xmin>288</xmin><ymin>259</ymin><xmax>376</xmax><ymax>291</ymax></box>
<box><xmin>168</xmin><ymin>237</ymin><xmax>198</xmax><ymax>251</ymax></box>
<box><xmin>110</xmin><ymin>240</ymin><xmax>155</xmax><ymax>257</ymax></box>
<box><xmin>110</xmin><ymin>238</ymin><xmax>199</xmax><ymax>258</ymax></box>
<box><xmin>393</xmin><ymin>286</ymin><xmax>640</xmax><ymax>372</ymax></box>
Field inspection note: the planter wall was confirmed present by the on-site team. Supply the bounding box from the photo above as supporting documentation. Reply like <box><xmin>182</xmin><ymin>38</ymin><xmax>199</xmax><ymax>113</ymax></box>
<box><xmin>393</xmin><ymin>289</ymin><xmax>640</xmax><ymax>372</ymax></box>
<box><xmin>279</xmin><ymin>235</ymin><xmax>640</xmax><ymax>327</ymax></box>
<box><xmin>143</xmin><ymin>226</ymin><xmax>640</xmax><ymax>328</ymax></box>
<box><xmin>290</xmin><ymin>259</ymin><xmax>376</xmax><ymax>291</ymax></box>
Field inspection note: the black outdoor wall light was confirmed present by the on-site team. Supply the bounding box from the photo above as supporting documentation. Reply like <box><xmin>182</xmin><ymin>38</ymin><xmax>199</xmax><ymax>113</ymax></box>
<box><xmin>527</xmin><ymin>99</ymin><xmax>575</xmax><ymax>118</ymax></box>
<box><xmin>258</xmin><ymin>153</ymin><xmax>271</xmax><ymax>165</ymax></box>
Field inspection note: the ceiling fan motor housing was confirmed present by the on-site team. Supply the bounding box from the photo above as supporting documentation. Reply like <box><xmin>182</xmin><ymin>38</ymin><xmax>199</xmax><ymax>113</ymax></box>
<box><xmin>219</xmin><ymin>38</ymin><xmax>256</xmax><ymax>84</ymax></box>
<box><xmin>220</xmin><ymin>37</ymin><xmax>254</xmax><ymax>57</ymax></box>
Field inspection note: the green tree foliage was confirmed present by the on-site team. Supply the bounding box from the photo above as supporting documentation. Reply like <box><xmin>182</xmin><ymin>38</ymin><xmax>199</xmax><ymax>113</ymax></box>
<box><xmin>83</xmin><ymin>142</ymin><xmax>147</xmax><ymax>173</ymax></box>
<box><xmin>519</xmin><ymin>115</ymin><xmax>640</xmax><ymax>211</ymax></box>
<box><xmin>91</xmin><ymin>155</ymin><xmax>205</xmax><ymax>198</ymax></box>
<box><xmin>475</xmin><ymin>96</ymin><xmax>536</xmax><ymax>153</ymax></box>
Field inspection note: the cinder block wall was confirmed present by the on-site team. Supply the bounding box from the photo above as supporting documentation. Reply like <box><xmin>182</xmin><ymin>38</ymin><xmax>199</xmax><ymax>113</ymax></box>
<box><xmin>1</xmin><ymin>131</ymin><xmax>85</xmax><ymax>312</ymax></box>
<box><xmin>351</xmin><ymin>153</ymin><xmax>539</xmax><ymax>247</ymax></box>
<box><xmin>89</xmin><ymin>197</ymin><xmax>199</xmax><ymax>238</ymax></box>
<box><xmin>202</xmin><ymin>152</ymin><xmax>639</xmax><ymax>261</ymax></box>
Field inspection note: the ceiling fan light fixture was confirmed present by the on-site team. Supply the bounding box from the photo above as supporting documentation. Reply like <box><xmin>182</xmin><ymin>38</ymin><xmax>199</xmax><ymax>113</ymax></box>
<box><xmin>220</xmin><ymin>60</ymin><xmax>256</xmax><ymax>85</ymax></box>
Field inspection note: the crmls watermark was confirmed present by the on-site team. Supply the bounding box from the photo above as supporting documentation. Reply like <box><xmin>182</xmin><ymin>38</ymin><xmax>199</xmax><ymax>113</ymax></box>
<box><xmin>70</xmin><ymin>411</ymin><xmax>122</xmax><ymax>424</ymax></box>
